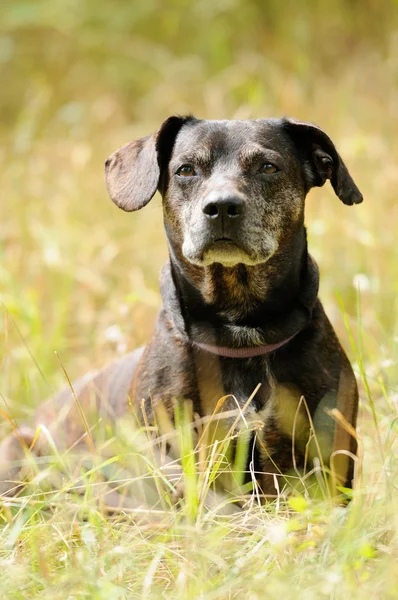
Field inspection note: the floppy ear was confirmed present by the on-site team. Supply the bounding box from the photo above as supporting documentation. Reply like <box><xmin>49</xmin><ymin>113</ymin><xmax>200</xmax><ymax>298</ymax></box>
<box><xmin>282</xmin><ymin>118</ymin><xmax>363</xmax><ymax>206</ymax></box>
<box><xmin>105</xmin><ymin>115</ymin><xmax>193</xmax><ymax>211</ymax></box>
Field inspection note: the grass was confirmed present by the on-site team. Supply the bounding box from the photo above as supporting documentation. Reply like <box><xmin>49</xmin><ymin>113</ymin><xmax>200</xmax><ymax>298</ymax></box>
<box><xmin>0</xmin><ymin>405</ymin><xmax>396</xmax><ymax>600</ymax></box>
<box><xmin>1</xmin><ymin>0</ymin><xmax>398</xmax><ymax>597</ymax></box>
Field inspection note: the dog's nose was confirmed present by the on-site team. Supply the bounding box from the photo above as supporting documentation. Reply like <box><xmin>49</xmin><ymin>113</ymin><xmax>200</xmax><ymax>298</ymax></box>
<box><xmin>202</xmin><ymin>196</ymin><xmax>244</xmax><ymax>220</ymax></box>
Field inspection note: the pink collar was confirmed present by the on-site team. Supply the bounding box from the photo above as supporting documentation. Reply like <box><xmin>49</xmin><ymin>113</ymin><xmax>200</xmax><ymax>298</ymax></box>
<box><xmin>192</xmin><ymin>333</ymin><xmax>297</xmax><ymax>358</ymax></box>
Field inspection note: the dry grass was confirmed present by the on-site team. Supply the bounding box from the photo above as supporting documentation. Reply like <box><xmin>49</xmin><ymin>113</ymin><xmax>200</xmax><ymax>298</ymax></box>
<box><xmin>1</xmin><ymin>1</ymin><xmax>398</xmax><ymax>597</ymax></box>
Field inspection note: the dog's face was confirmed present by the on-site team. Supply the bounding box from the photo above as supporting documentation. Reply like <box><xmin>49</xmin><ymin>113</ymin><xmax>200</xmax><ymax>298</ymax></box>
<box><xmin>105</xmin><ymin>116</ymin><xmax>362</xmax><ymax>268</ymax></box>
<box><xmin>165</xmin><ymin>119</ymin><xmax>306</xmax><ymax>267</ymax></box>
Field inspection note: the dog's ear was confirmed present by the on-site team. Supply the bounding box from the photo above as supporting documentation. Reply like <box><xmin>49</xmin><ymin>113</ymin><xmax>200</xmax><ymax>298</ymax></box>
<box><xmin>105</xmin><ymin>115</ymin><xmax>193</xmax><ymax>211</ymax></box>
<box><xmin>282</xmin><ymin>118</ymin><xmax>363</xmax><ymax>205</ymax></box>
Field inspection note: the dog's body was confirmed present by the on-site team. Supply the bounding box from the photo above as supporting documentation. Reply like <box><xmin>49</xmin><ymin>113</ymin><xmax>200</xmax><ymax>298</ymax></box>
<box><xmin>0</xmin><ymin>116</ymin><xmax>362</xmax><ymax>500</ymax></box>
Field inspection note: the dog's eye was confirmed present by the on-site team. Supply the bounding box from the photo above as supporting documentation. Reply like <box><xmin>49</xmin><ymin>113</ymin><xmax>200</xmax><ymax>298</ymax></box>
<box><xmin>260</xmin><ymin>163</ymin><xmax>278</xmax><ymax>174</ymax></box>
<box><xmin>176</xmin><ymin>165</ymin><xmax>196</xmax><ymax>177</ymax></box>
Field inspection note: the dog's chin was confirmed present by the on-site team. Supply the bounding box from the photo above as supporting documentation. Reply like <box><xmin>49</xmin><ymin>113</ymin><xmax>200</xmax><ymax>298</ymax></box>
<box><xmin>182</xmin><ymin>240</ymin><xmax>274</xmax><ymax>268</ymax></box>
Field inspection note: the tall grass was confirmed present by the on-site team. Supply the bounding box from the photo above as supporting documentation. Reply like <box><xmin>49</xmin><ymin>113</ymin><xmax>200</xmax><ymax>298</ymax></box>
<box><xmin>1</xmin><ymin>0</ymin><xmax>398</xmax><ymax>597</ymax></box>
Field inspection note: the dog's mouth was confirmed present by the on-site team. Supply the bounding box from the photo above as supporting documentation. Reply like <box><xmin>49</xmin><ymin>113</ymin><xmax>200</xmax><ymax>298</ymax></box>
<box><xmin>207</xmin><ymin>237</ymin><xmax>241</xmax><ymax>253</ymax></box>
<box><xmin>213</xmin><ymin>237</ymin><xmax>235</xmax><ymax>244</ymax></box>
<box><xmin>182</xmin><ymin>231</ymin><xmax>278</xmax><ymax>268</ymax></box>
<box><xmin>201</xmin><ymin>237</ymin><xmax>252</xmax><ymax>267</ymax></box>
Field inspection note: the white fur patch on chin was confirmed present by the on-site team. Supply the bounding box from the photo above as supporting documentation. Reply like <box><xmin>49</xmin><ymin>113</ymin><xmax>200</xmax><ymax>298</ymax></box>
<box><xmin>182</xmin><ymin>236</ymin><xmax>278</xmax><ymax>267</ymax></box>
<box><xmin>183</xmin><ymin>242</ymin><xmax>253</xmax><ymax>266</ymax></box>
<box><xmin>202</xmin><ymin>245</ymin><xmax>254</xmax><ymax>267</ymax></box>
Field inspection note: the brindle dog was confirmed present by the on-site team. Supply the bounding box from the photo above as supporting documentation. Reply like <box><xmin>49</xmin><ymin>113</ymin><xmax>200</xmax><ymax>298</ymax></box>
<box><xmin>0</xmin><ymin>116</ymin><xmax>362</xmax><ymax>502</ymax></box>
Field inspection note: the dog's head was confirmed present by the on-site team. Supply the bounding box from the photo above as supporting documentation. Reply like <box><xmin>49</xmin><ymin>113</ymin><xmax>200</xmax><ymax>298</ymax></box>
<box><xmin>105</xmin><ymin>117</ymin><xmax>362</xmax><ymax>268</ymax></box>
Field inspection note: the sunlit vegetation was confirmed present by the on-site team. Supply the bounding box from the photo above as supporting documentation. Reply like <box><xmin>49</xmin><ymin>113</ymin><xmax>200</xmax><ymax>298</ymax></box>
<box><xmin>1</xmin><ymin>1</ymin><xmax>398</xmax><ymax>597</ymax></box>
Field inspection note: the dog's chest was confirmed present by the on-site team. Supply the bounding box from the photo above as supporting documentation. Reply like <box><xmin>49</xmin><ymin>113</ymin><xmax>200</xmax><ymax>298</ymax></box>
<box><xmin>192</xmin><ymin>349</ymin><xmax>274</xmax><ymax>418</ymax></box>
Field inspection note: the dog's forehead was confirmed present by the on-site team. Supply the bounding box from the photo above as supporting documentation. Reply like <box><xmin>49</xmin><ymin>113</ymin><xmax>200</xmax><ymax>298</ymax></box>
<box><xmin>172</xmin><ymin>119</ymin><xmax>290</xmax><ymax>157</ymax></box>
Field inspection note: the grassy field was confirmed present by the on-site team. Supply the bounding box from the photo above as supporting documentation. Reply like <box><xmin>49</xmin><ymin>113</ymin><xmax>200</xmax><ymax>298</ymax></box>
<box><xmin>1</xmin><ymin>1</ymin><xmax>398</xmax><ymax>597</ymax></box>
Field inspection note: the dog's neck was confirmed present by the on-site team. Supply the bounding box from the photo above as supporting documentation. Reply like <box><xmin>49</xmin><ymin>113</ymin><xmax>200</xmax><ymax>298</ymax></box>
<box><xmin>161</xmin><ymin>227</ymin><xmax>319</xmax><ymax>348</ymax></box>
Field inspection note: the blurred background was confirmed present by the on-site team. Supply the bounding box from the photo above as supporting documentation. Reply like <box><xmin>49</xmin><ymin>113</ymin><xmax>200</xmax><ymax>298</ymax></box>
<box><xmin>1</xmin><ymin>0</ymin><xmax>398</xmax><ymax>433</ymax></box>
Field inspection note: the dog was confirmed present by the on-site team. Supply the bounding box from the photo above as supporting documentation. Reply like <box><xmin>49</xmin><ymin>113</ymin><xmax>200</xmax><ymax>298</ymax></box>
<box><xmin>0</xmin><ymin>116</ymin><xmax>362</xmax><ymax>504</ymax></box>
